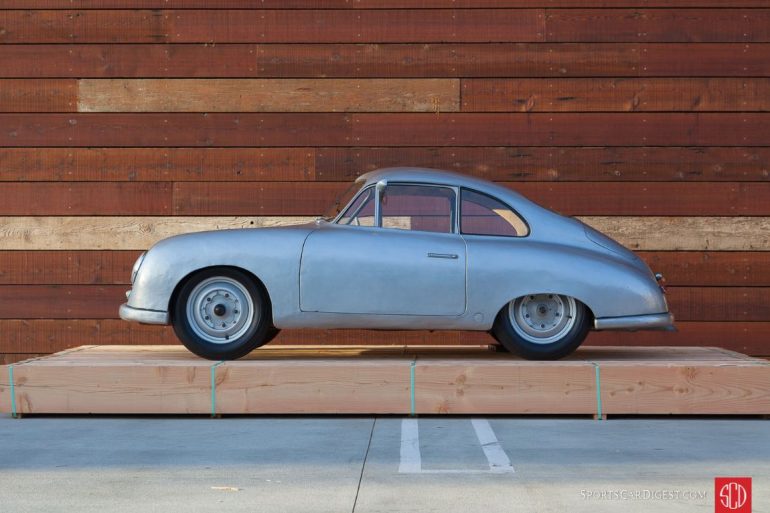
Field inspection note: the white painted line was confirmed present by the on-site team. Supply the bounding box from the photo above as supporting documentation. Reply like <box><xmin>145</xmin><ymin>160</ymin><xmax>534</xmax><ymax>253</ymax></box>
<box><xmin>399</xmin><ymin>418</ymin><xmax>516</xmax><ymax>475</ymax></box>
<box><xmin>398</xmin><ymin>418</ymin><xmax>422</xmax><ymax>473</ymax></box>
<box><xmin>471</xmin><ymin>418</ymin><xmax>515</xmax><ymax>474</ymax></box>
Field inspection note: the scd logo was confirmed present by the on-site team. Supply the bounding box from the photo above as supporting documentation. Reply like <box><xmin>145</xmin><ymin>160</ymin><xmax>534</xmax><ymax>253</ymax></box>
<box><xmin>715</xmin><ymin>477</ymin><xmax>751</xmax><ymax>513</ymax></box>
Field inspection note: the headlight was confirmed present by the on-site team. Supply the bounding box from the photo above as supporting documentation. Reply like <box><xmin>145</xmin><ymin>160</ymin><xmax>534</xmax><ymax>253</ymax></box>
<box><xmin>131</xmin><ymin>252</ymin><xmax>146</xmax><ymax>284</ymax></box>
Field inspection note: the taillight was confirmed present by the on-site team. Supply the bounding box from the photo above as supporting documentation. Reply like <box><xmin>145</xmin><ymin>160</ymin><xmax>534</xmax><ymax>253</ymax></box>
<box><xmin>655</xmin><ymin>273</ymin><xmax>667</xmax><ymax>294</ymax></box>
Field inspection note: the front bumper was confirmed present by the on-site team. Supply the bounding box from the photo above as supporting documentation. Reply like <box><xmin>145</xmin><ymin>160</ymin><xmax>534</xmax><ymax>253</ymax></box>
<box><xmin>594</xmin><ymin>313</ymin><xmax>675</xmax><ymax>331</ymax></box>
<box><xmin>119</xmin><ymin>303</ymin><xmax>169</xmax><ymax>325</ymax></box>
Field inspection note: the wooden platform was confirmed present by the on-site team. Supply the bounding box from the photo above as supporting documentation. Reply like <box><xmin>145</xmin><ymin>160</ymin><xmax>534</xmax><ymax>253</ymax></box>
<box><xmin>1</xmin><ymin>345</ymin><xmax>769</xmax><ymax>417</ymax></box>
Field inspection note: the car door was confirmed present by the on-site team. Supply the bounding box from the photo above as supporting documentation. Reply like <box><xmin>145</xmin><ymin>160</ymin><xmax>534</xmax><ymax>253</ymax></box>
<box><xmin>299</xmin><ymin>183</ymin><xmax>467</xmax><ymax>316</ymax></box>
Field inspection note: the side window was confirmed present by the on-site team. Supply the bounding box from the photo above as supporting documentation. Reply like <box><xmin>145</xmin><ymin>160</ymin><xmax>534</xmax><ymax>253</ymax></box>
<box><xmin>337</xmin><ymin>187</ymin><xmax>375</xmax><ymax>226</ymax></box>
<box><xmin>381</xmin><ymin>185</ymin><xmax>455</xmax><ymax>234</ymax></box>
<box><xmin>461</xmin><ymin>189</ymin><xmax>529</xmax><ymax>237</ymax></box>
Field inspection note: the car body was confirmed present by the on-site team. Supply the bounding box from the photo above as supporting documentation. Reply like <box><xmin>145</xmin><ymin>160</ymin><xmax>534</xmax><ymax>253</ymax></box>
<box><xmin>120</xmin><ymin>167</ymin><xmax>673</xmax><ymax>360</ymax></box>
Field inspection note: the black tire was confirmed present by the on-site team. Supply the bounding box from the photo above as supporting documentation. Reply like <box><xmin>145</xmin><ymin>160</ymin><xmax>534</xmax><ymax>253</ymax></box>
<box><xmin>172</xmin><ymin>267</ymin><xmax>272</xmax><ymax>360</ymax></box>
<box><xmin>491</xmin><ymin>294</ymin><xmax>591</xmax><ymax>360</ymax></box>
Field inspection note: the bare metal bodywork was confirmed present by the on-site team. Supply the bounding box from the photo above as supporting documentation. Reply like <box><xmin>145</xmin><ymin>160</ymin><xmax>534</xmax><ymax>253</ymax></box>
<box><xmin>120</xmin><ymin>168</ymin><xmax>673</xmax><ymax>333</ymax></box>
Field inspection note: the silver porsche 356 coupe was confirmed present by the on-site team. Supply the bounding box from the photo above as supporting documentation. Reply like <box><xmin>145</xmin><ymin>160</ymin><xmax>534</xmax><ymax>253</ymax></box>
<box><xmin>120</xmin><ymin>167</ymin><xmax>673</xmax><ymax>360</ymax></box>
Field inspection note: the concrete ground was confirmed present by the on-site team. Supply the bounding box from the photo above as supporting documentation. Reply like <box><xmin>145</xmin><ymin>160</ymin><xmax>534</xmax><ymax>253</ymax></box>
<box><xmin>0</xmin><ymin>415</ymin><xmax>767</xmax><ymax>513</ymax></box>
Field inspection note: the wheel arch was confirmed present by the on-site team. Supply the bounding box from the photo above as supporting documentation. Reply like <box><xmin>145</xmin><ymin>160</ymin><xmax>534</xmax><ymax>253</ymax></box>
<box><xmin>168</xmin><ymin>265</ymin><xmax>274</xmax><ymax>326</ymax></box>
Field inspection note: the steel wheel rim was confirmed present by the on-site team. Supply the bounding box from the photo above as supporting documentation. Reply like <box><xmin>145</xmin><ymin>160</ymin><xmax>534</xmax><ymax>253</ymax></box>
<box><xmin>509</xmin><ymin>294</ymin><xmax>576</xmax><ymax>345</ymax></box>
<box><xmin>186</xmin><ymin>276</ymin><xmax>256</xmax><ymax>345</ymax></box>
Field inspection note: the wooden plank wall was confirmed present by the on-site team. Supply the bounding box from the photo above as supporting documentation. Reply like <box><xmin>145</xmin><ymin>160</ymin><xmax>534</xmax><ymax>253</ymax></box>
<box><xmin>1</xmin><ymin>1</ymin><xmax>769</xmax><ymax>362</ymax></box>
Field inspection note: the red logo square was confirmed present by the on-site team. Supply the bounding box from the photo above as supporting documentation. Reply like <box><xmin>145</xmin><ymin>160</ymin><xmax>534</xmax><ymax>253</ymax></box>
<box><xmin>715</xmin><ymin>477</ymin><xmax>751</xmax><ymax>513</ymax></box>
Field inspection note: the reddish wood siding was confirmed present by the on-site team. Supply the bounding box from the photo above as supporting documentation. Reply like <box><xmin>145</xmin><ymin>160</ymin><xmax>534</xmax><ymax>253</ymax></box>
<box><xmin>0</xmin><ymin>2</ymin><xmax>768</xmax><ymax>359</ymax></box>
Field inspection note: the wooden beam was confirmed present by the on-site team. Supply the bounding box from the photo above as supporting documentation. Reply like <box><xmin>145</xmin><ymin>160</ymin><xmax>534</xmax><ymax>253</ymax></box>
<box><xmin>0</xmin><ymin>79</ymin><xmax>76</xmax><ymax>113</ymax></box>
<box><xmin>0</xmin><ymin>216</ymin><xmax>768</xmax><ymax>250</ymax></box>
<box><xmin>462</xmin><ymin>78</ymin><xmax>770</xmax><ymax>112</ymax></box>
<box><xmin>3</xmin><ymin>147</ymin><xmax>768</xmax><ymax>182</ymax></box>
<box><xmin>78</xmin><ymin>79</ymin><xmax>460</xmax><ymax>113</ymax></box>
<box><xmin>2</xmin><ymin>113</ymin><xmax>769</xmax><ymax>147</ymax></box>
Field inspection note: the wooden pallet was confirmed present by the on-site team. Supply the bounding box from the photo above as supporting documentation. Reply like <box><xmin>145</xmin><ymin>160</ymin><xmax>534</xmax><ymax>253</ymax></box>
<box><xmin>1</xmin><ymin>345</ymin><xmax>768</xmax><ymax>417</ymax></box>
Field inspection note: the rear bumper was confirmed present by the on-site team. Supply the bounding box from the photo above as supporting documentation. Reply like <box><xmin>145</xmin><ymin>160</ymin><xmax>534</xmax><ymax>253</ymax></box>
<box><xmin>119</xmin><ymin>303</ymin><xmax>169</xmax><ymax>325</ymax></box>
<box><xmin>594</xmin><ymin>313</ymin><xmax>675</xmax><ymax>331</ymax></box>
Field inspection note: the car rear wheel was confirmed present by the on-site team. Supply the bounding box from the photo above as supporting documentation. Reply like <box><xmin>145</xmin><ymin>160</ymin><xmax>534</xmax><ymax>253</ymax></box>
<box><xmin>491</xmin><ymin>294</ymin><xmax>590</xmax><ymax>360</ymax></box>
<box><xmin>172</xmin><ymin>268</ymin><xmax>272</xmax><ymax>360</ymax></box>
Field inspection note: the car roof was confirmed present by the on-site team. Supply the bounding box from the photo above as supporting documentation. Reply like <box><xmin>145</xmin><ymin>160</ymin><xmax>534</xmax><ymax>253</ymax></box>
<box><xmin>358</xmin><ymin>167</ymin><xmax>494</xmax><ymax>189</ymax></box>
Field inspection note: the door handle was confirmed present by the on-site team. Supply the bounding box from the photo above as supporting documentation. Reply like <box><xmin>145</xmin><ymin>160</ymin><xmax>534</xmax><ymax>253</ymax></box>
<box><xmin>427</xmin><ymin>252</ymin><xmax>458</xmax><ymax>259</ymax></box>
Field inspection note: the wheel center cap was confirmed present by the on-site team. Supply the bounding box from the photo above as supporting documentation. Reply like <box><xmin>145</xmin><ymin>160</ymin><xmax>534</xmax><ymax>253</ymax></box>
<box><xmin>537</xmin><ymin>304</ymin><xmax>548</xmax><ymax>315</ymax></box>
<box><xmin>213</xmin><ymin>304</ymin><xmax>226</xmax><ymax>316</ymax></box>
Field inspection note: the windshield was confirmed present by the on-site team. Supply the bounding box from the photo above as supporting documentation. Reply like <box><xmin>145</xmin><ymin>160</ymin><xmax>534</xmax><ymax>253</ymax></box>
<box><xmin>322</xmin><ymin>180</ymin><xmax>363</xmax><ymax>221</ymax></box>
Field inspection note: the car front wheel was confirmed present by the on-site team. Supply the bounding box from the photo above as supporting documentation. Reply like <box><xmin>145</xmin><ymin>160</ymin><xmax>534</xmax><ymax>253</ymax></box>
<box><xmin>491</xmin><ymin>294</ymin><xmax>591</xmax><ymax>360</ymax></box>
<box><xmin>172</xmin><ymin>267</ymin><xmax>272</xmax><ymax>360</ymax></box>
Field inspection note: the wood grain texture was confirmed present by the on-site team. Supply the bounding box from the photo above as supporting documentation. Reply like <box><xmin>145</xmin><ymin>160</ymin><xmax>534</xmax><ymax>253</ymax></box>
<box><xmin>598</xmin><ymin>363</ymin><xmax>770</xmax><ymax>414</ymax></box>
<box><xmin>0</xmin><ymin>9</ymin><xmax>545</xmax><ymax>44</ymax></box>
<box><xmin>3</xmin><ymin>9</ymin><xmax>769</xmax><ymax>43</ymax></box>
<box><xmin>545</xmin><ymin>9</ymin><xmax>770</xmax><ymax>43</ymax></box>
<box><xmin>3</xmin><ymin>1</ymin><xmax>770</xmax><ymax>7</ymax></box>
<box><xmin>0</xmin><ymin>285</ymin><xmax>125</xmax><ymax>319</ymax></box>
<box><xmin>462</xmin><ymin>78</ymin><xmax>770</xmax><ymax>112</ymax></box>
<box><xmin>78</xmin><ymin>79</ymin><xmax>460</xmax><ymax>113</ymax></box>
<box><xmin>0</xmin><ymin>43</ymin><xmax>637</xmax><ymax>78</ymax></box>
<box><xmin>4</xmin><ymin>346</ymin><xmax>767</xmax><ymax>415</ymax></box>
<box><xmin>414</xmin><ymin>359</ymin><xmax>597</xmax><ymax>414</ymax></box>
<box><xmin>636</xmin><ymin>252</ymin><xmax>770</xmax><ymax>286</ymax></box>
<box><xmin>641</xmin><ymin>43</ymin><xmax>770</xmax><ymax>76</ymax></box>
<box><xmin>2</xmin><ymin>113</ymin><xmax>768</xmax><ymax>147</ymax></box>
<box><xmin>3</xmin><ymin>250</ymin><xmax>768</xmax><ymax>286</ymax></box>
<box><xmin>1</xmin><ymin>216</ymin><xmax>768</xmax><ymax>250</ymax></box>
<box><xmin>313</xmin><ymin>147</ymin><xmax>770</xmax><ymax>182</ymax></box>
<box><xmin>4</xmin><ymin>346</ymin><xmax>214</xmax><ymax>415</ymax></box>
<box><xmin>172</xmin><ymin>182</ymin><xmax>770</xmax><ymax>216</ymax></box>
<box><xmin>0</xmin><ymin>251</ymin><xmax>139</xmax><ymax>285</ymax></box>
<box><xmin>350</xmin><ymin>113</ymin><xmax>770</xmax><ymax>147</ymax></box>
<box><xmin>0</xmin><ymin>148</ymin><xmax>316</xmax><ymax>181</ymax></box>
<box><xmin>4</xmin><ymin>147</ymin><xmax>768</xmax><ymax>182</ymax></box>
<box><xmin>1</xmin><ymin>321</ymin><xmax>769</xmax><ymax>356</ymax></box>
<box><xmin>0</xmin><ymin>79</ymin><xmax>76</xmax><ymax>113</ymax></box>
<box><xmin>0</xmin><ymin>182</ymin><xmax>172</xmax><ymax>215</ymax></box>
<box><xmin>0</xmin><ymin>216</ymin><xmax>313</xmax><ymax>250</ymax></box>
<box><xmin>2</xmin><ymin>43</ymin><xmax>768</xmax><ymax>78</ymax></box>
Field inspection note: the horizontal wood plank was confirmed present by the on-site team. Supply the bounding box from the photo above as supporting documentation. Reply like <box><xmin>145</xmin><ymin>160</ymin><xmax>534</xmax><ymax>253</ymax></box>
<box><xmin>0</xmin><ymin>182</ymin><xmax>172</xmax><ymax>215</ymax></box>
<box><xmin>0</xmin><ymin>79</ymin><xmax>76</xmax><ymax>113</ymax></box>
<box><xmin>313</xmin><ymin>147</ymin><xmax>770</xmax><ymax>182</ymax></box>
<box><xmin>3</xmin><ymin>1</ymin><xmax>770</xmax><ymax>7</ymax></box>
<box><xmin>3</xmin><ymin>10</ymin><xmax>769</xmax><ymax>43</ymax></box>
<box><xmin>78</xmin><ymin>79</ymin><xmax>460</xmax><ymax>113</ymax></box>
<box><xmin>3</xmin><ymin>147</ymin><xmax>768</xmax><ymax>182</ymax></box>
<box><xmin>1</xmin><ymin>320</ymin><xmax>768</xmax><ymax>356</ymax></box>
<box><xmin>350</xmin><ymin>113</ymin><xmax>770</xmax><ymax>147</ymax></box>
<box><xmin>0</xmin><ymin>251</ymin><xmax>140</xmax><ymax>285</ymax></box>
<box><xmin>0</xmin><ymin>148</ymin><xmax>316</xmax><ymax>181</ymax></box>
<box><xmin>3</xmin><ymin>250</ymin><xmax>769</xmax><ymax>287</ymax></box>
<box><xmin>1</xmin><ymin>216</ymin><xmax>767</xmax><ymax>250</ymax></box>
<box><xmin>172</xmin><ymin>182</ymin><xmax>770</xmax><ymax>216</ymax></box>
<box><xmin>2</xmin><ymin>113</ymin><xmax>768</xmax><ymax>147</ymax></box>
<box><xmin>462</xmin><ymin>78</ymin><xmax>770</xmax><ymax>112</ymax></box>
<box><xmin>0</xmin><ymin>9</ymin><xmax>545</xmax><ymax>44</ymax></box>
<box><xmin>2</xmin><ymin>43</ymin><xmax>767</xmax><ymax>78</ymax></box>
<box><xmin>0</xmin><ymin>43</ymin><xmax>638</xmax><ymax>78</ymax></box>
<box><xmin>545</xmin><ymin>9</ymin><xmax>770</xmax><ymax>43</ymax></box>
<box><xmin>0</xmin><ymin>216</ymin><xmax>313</xmax><ymax>250</ymax></box>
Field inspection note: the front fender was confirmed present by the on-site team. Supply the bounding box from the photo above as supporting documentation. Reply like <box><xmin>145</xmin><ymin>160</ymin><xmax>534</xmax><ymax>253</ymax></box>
<box><xmin>126</xmin><ymin>225</ymin><xmax>314</xmax><ymax>322</ymax></box>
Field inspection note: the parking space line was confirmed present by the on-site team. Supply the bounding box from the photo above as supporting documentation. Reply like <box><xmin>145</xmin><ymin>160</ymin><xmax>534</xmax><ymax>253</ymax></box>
<box><xmin>398</xmin><ymin>418</ymin><xmax>422</xmax><ymax>473</ymax></box>
<box><xmin>471</xmin><ymin>418</ymin><xmax>515</xmax><ymax>474</ymax></box>
<box><xmin>398</xmin><ymin>418</ymin><xmax>515</xmax><ymax>474</ymax></box>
